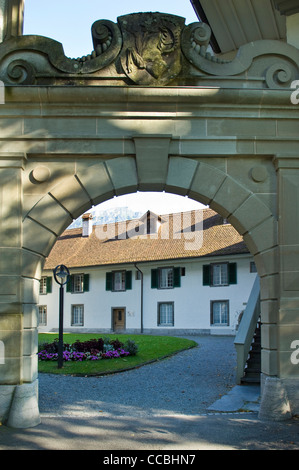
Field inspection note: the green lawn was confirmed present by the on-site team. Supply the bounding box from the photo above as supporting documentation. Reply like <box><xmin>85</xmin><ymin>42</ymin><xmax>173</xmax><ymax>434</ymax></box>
<box><xmin>38</xmin><ymin>333</ymin><xmax>198</xmax><ymax>375</ymax></box>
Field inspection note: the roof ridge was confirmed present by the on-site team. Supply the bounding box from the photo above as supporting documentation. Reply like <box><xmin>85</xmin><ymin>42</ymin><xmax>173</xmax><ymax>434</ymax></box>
<box><xmin>67</xmin><ymin>207</ymin><xmax>215</xmax><ymax>234</ymax></box>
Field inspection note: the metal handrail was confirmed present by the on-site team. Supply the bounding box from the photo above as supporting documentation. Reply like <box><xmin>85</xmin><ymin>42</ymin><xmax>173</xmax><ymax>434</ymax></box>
<box><xmin>234</xmin><ymin>275</ymin><xmax>260</xmax><ymax>384</ymax></box>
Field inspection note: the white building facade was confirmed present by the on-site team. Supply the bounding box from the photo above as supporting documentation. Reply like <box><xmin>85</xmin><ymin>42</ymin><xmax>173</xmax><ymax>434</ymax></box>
<box><xmin>38</xmin><ymin>209</ymin><xmax>257</xmax><ymax>336</ymax></box>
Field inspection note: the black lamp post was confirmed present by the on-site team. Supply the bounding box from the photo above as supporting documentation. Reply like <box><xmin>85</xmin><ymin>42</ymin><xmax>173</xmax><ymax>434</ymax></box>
<box><xmin>53</xmin><ymin>264</ymin><xmax>70</xmax><ymax>369</ymax></box>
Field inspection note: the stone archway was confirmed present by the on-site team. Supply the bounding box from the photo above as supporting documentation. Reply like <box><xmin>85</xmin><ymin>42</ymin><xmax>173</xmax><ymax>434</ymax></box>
<box><xmin>0</xmin><ymin>8</ymin><xmax>299</xmax><ymax>426</ymax></box>
<box><xmin>0</xmin><ymin>86</ymin><xmax>281</xmax><ymax>427</ymax></box>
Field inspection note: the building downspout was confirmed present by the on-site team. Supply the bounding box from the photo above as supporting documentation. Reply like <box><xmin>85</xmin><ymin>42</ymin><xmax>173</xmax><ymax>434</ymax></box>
<box><xmin>134</xmin><ymin>264</ymin><xmax>144</xmax><ymax>333</ymax></box>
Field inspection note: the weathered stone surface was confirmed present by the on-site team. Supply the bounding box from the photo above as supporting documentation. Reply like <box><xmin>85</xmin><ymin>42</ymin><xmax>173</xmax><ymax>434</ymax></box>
<box><xmin>166</xmin><ymin>157</ymin><xmax>199</xmax><ymax>196</ymax></box>
<box><xmin>259</xmin><ymin>377</ymin><xmax>292</xmax><ymax>421</ymax></box>
<box><xmin>0</xmin><ymin>8</ymin><xmax>297</xmax><ymax>425</ymax></box>
<box><xmin>0</xmin><ymin>385</ymin><xmax>15</xmax><ymax>422</ymax></box>
<box><xmin>0</xmin><ymin>11</ymin><xmax>298</xmax><ymax>88</ymax></box>
<box><xmin>134</xmin><ymin>136</ymin><xmax>171</xmax><ymax>191</ymax></box>
<box><xmin>6</xmin><ymin>380</ymin><xmax>40</xmax><ymax>428</ymax></box>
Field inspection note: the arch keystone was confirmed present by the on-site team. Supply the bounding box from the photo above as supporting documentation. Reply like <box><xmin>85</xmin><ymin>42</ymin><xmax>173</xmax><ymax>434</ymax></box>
<box><xmin>133</xmin><ymin>135</ymin><xmax>171</xmax><ymax>191</ymax></box>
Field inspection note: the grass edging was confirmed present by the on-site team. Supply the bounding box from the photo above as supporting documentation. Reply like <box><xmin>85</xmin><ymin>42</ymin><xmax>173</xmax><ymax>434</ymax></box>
<box><xmin>61</xmin><ymin>344</ymin><xmax>198</xmax><ymax>377</ymax></box>
<box><xmin>38</xmin><ymin>333</ymin><xmax>198</xmax><ymax>377</ymax></box>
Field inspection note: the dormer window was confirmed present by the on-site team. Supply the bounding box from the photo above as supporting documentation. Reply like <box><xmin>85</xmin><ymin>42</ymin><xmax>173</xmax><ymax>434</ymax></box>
<box><xmin>139</xmin><ymin>210</ymin><xmax>161</xmax><ymax>235</ymax></box>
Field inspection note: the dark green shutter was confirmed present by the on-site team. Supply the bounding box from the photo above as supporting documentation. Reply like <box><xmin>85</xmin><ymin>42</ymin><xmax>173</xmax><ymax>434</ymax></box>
<box><xmin>228</xmin><ymin>263</ymin><xmax>237</xmax><ymax>285</ymax></box>
<box><xmin>66</xmin><ymin>275</ymin><xmax>73</xmax><ymax>292</ymax></box>
<box><xmin>125</xmin><ymin>271</ymin><xmax>132</xmax><ymax>290</ymax></box>
<box><xmin>83</xmin><ymin>274</ymin><xmax>89</xmax><ymax>292</ymax></box>
<box><xmin>151</xmin><ymin>269</ymin><xmax>158</xmax><ymax>288</ymax></box>
<box><xmin>203</xmin><ymin>265</ymin><xmax>211</xmax><ymax>286</ymax></box>
<box><xmin>46</xmin><ymin>277</ymin><xmax>52</xmax><ymax>293</ymax></box>
<box><xmin>173</xmin><ymin>267</ymin><xmax>181</xmax><ymax>288</ymax></box>
<box><xmin>106</xmin><ymin>272</ymin><xmax>113</xmax><ymax>291</ymax></box>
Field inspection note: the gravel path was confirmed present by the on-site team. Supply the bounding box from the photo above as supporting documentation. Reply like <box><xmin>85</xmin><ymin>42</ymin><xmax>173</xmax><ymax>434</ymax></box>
<box><xmin>38</xmin><ymin>335</ymin><xmax>237</xmax><ymax>418</ymax></box>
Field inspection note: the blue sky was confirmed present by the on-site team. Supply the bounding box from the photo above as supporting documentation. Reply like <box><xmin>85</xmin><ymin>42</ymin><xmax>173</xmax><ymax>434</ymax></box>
<box><xmin>24</xmin><ymin>1</ymin><xmax>198</xmax><ymax>58</ymax></box>
<box><xmin>24</xmin><ymin>1</ymin><xmax>203</xmax><ymax>215</ymax></box>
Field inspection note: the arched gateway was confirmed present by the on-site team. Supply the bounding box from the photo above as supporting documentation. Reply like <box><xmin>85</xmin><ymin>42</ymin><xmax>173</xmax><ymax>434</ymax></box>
<box><xmin>1</xmin><ymin>1</ymin><xmax>299</xmax><ymax>427</ymax></box>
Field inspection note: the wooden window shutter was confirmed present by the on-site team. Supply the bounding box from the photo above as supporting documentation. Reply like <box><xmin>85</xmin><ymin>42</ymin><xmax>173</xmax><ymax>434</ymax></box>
<box><xmin>203</xmin><ymin>265</ymin><xmax>211</xmax><ymax>286</ymax></box>
<box><xmin>66</xmin><ymin>275</ymin><xmax>73</xmax><ymax>292</ymax></box>
<box><xmin>46</xmin><ymin>277</ymin><xmax>52</xmax><ymax>294</ymax></box>
<box><xmin>83</xmin><ymin>274</ymin><xmax>90</xmax><ymax>292</ymax></box>
<box><xmin>106</xmin><ymin>272</ymin><xmax>113</xmax><ymax>291</ymax></box>
<box><xmin>125</xmin><ymin>271</ymin><xmax>132</xmax><ymax>290</ymax></box>
<box><xmin>228</xmin><ymin>263</ymin><xmax>237</xmax><ymax>285</ymax></box>
<box><xmin>151</xmin><ymin>269</ymin><xmax>158</xmax><ymax>288</ymax></box>
<box><xmin>173</xmin><ymin>267</ymin><xmax>181</xmax><ymax>288</ymax></box>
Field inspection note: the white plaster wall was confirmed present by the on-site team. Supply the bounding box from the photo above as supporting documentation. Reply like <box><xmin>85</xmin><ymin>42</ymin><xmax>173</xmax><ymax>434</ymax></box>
<box><xmin>38</xmin><ymin>255</ymin><xmax>256</xmax><ymax>335</ymax></box>
<box><xmin>38</xmin><ymin>265</ymin><xmax>141</xmax><ymax>333</ymax></box>
<box><xmin>141</xmin><ymin>256</ymin><xmax>255</xmax><ymax>334</ymax></box>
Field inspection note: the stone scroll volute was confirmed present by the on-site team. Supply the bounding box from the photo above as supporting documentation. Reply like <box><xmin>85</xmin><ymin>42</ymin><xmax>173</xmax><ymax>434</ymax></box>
<box><xmin>0</xmin><ymin>12</ymin><xmax>298</xmax><ymax>88</ymax></box>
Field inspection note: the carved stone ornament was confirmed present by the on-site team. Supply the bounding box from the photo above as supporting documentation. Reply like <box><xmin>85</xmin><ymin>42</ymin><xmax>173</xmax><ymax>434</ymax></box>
<box><xmin>118</xmin><ymin>13</ymin><xmax>185</xmax><ymax>86</ymax></box>
<box><xmin>0</xmin><ymin>11</ymin><xmax>298</xmax><ymax>88</ymax></box>
<box><xmin>0</xmin><ymin>19</ymin><xmax>122</xmax><ymax>78</ymax></box>
<box><xmin>181</xmin><ymin>22</ymin><xmax>299</xmax><ymax>89</ymax></box>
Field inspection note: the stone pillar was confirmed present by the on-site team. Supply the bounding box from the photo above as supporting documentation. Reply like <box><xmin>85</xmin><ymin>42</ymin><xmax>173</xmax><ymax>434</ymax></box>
<box><xmin>259</xmin><ymin>155</ymin><xmax>299</xmax><ymax>420</ymax></box>
<box><xmin>0</xmin><ymin>0</ymin><xmax>24</xmax><ymax>42</ymax></box>
<box><xmin>0</xmin><ymin>155</ymin><xmax>40</xmax><ymax>428</ymax></box>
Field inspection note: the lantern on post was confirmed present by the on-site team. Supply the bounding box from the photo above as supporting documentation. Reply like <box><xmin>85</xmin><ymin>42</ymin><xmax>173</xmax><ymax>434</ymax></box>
<box><xmin>53</xmin><ymin>264</ymin><xmax>70</xmax><ymax>368</ymax></box>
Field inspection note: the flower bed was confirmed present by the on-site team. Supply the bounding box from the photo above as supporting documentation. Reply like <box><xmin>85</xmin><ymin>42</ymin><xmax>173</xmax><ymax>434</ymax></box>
<box><xmin>38</xmin><ymin>337</ymin><xmax>137</xmax><ymax>362</ymax></box>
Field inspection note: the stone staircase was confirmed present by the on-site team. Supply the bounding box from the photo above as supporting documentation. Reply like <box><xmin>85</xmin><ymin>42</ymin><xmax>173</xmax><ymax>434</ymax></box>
<box><xmin>240</xmin><ymin>321</ymin><xmax>261</xmax><ymax>384</ymax></box>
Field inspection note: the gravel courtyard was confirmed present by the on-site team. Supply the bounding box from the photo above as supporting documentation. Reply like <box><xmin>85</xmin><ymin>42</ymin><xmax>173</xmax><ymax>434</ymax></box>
<box><xmin>38</xmin><ymin>335</ymin><xmax>237</xmax><ymax>418</ymax></box>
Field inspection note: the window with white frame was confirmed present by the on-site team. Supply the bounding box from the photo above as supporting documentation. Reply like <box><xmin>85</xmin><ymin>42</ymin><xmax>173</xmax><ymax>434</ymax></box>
<box><xmin>151</xmin><ymin>267</ymin><xmax>181</xmax><ymax>289</ymax></box>
<box><xmin>159</xmin><ymin>268</ymin><xmax>174</xmax><ymax>289</ymax></box>
<box><xmin>113</xmin><ymin>271</ymin><xmax>126</xmax><ymax>291</ymax></box>
<box><xmin>203</xmin><ymin>263</ymin><xmax>237</xmax><ymax>287</ymax></box>
<box><xmin>71</xmin><ymin>305</ymin><xmax>84</xmax><ymax>326</ymax></box>
<box><xmin>212</xmin><ymin>264</ymin><xmax>228</xmax><ymax>286</ymax></box>
<box><xmin>211</xmin><ymin>301</ymin><xmax>229</xmax><ymax>326</ymax></box>
<box><xmin>158</xmin><ymin>302</ymin><xmax>174</xmax><ymax>326</ymax></box>
<box><xmin>67</xmin><ymin>274</ymin><xmax>89</xmax><ymax>293</ymax></box>
<box><xmin>38</xmin><ymin>306</ymin><xmax>47</xmax><ymax>326</ymax></box>
<box><xmin>39</xmin><ymin>276</ymin><xmax>52</xmax><ymax>294</ymax></box>
<box><xmin>73</xmin><ymin>274</ymin><xmax>84</xmax><ymax>293</ymax></box>
<box><xmin>39</xmin><ymin>277</ymin><xmax>47</xmax><ymax>294</ymax></box>
<box><xmin>105</xmin><ymin>271</ymin><xmax>132</xmax><ymax>292</ymax></box>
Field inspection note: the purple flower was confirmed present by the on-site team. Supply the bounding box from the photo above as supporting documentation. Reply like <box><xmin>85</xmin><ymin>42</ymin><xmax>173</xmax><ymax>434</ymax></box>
<box><xmin>38</xmin><ymin>340</ymin><xmax>132</xmax><ymax>362</ymax></box>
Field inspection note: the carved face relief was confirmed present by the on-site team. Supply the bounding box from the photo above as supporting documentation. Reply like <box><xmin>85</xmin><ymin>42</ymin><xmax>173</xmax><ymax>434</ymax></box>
<box><xmin>118</xmin><ymin>13</ymin><xmax>185</xmax><ymax>86</ymax></box>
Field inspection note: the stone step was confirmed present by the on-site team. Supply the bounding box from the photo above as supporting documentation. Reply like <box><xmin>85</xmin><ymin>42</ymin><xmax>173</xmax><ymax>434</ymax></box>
<box><xmin>241</xmin><ymin>375</ymin><xmax>260</xmax><ymax>384</ymax></box>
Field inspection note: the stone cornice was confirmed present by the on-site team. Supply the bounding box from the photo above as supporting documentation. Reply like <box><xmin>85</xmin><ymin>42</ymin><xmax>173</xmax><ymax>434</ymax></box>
<box><xmin>3</xmin><ymin>85</ymin><xmax>297</xmax><ymax>108</ymax></box>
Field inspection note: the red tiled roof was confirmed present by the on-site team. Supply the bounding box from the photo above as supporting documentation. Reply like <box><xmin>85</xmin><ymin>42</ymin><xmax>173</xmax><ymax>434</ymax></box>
<box><xmin>44</xmin><ymin>208</ymin><xmax>249</xmax><ymax>270</ymax></box>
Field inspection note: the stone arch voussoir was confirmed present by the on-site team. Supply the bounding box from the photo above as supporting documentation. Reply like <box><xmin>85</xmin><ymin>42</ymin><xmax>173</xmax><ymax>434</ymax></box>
<box><xmin>167</xmin><ymin>158</ymin><xmax>278</xmax><ymax>281</ymax></box>
<box><xmin>25</xmin><ymin>156</ymin><xmax>278</xmax><ymax>282</ymax></box>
